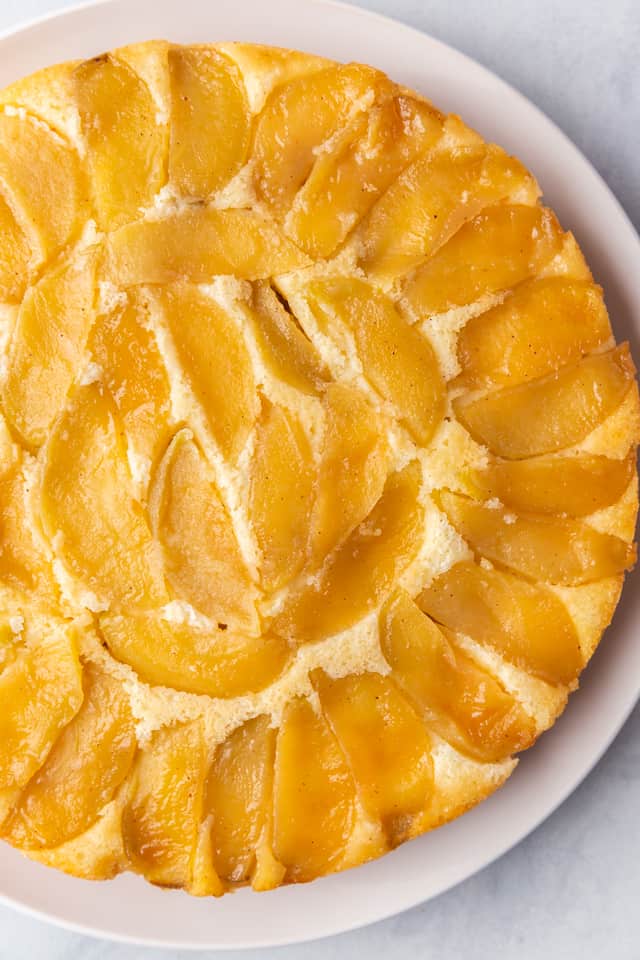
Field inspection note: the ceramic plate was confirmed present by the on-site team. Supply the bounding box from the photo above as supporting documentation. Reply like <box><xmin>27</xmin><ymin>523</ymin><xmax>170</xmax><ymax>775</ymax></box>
<box><xmin>0</xmin><ymin>0</ymin><xmax>639</xmax><ymax>948</ymax></box>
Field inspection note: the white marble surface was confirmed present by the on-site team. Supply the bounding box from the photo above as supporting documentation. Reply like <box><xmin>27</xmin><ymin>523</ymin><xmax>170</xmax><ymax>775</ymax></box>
<box><xmin>0</xmin><ymin>0</ymin><xmax>638</xmax><ymax>956</ymax></box>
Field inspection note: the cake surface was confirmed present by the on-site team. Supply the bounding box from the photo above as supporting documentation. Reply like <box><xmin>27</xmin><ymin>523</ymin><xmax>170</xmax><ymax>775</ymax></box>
<box><xmin>0</xmin><ymin>40</ymin><xmax>637</xmax><ymax>895</ymax></box>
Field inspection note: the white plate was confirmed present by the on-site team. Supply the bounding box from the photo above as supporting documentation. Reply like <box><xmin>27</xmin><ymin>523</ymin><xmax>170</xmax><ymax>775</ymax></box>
<box><xmin>0</xmin><ymin>0</ymin><xmax>639</xmax><ymax>949</ymax></box>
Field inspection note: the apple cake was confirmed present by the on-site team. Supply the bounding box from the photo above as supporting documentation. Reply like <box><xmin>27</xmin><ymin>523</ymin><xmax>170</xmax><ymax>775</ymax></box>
<box><xmin>0</xmin><ymin>40</ymin><xmax>637</xmax><ymax>895</ymax></box>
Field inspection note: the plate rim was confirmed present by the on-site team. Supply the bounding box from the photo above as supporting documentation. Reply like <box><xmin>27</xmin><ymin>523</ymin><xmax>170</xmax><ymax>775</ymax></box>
<box><xmin>0</xmin><ymin>0</ymin><xmax>638</xmax><ymax>948</ymax></box>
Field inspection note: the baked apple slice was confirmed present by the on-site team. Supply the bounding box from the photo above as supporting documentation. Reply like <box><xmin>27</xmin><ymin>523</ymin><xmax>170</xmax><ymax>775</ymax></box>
<box><xmin>123</xmin><ymin>719</ymin><xmax>207</xmax><ymax>887</ymax></box>
<box><xmin>74</xmin><ymin>53</ymin><xmax>166</xmax><ymax>228</ymax></box>
<box><xmin>253</xmin><ymin>62</ymin><xmax>391</xmax><ymax>215</ymax></box>
<box><xmin>0</xmin><ymin>629</ymin><xmax>83</xmax><ymax>795</ymax></box>
<box><xmin>0</xmin><ymin>461</ymin><xmax>60</xmax><ymax>606</ymax></box>
<box><xmin>168</xmin><ymin>45</ymin><xmax>250</xmax><ymax>198</ymax></box>
<box><xmin>401</xmin><ymin>204</ymin><xmax>564</xmax><ymax>319</ymax></box>
<box><xmin>88</xmin><ymin>293</ymin><xmax>172</xmax><ymax>473</ymax></box>
<box><xmin>149</xmin><ymin>429</ymin><xmax>258</xmax><ymax>632</ymax></box>
<box><xmin>381</xmin><ymin>591</ymin><xmax>535</xmax><ymax>761</ymax></box>
<box><xmin>273</xmin><ymin>696</ymin><xmax>356</xmax><ymax>882</ymax></box>
<box><xmin>205</xmin><ymin>715</ymin><xmax>283</xmax><ymax>888</ymax></box>
<box><xmin>312</xmin><ymin>669</ymin><xmax>433</xmax><ymax>846</ymax></box>
<box><xmin>4</xmin><ymin>662</ymin><xmax>136</xmax><ymax>848</ymax></box>
<box><xmin>0</xmin><ymin>110</ymin><xmax>86</xmax><ymax>264</ymax></box>
<box><xmin>272</xmin><ymin>461</ymin><xmax>424</xmax><ymax>643</ymax></box>
<box><xmin>476</xmin><ymin>452</ymin><xmax>636</xmax><ymax>517</ymax></box>
<box><xmin>418</xmin><ymin>560</ymin><xmax>583</xmax><ymax>685</ymax></box>
<box><xmin>2</xmin><ymin>249</ymin><xmax>97</xmax><ymax>449</ymax></box>
<box><xmin>287</xmin><ymin>95</ymin><xmax>444</xmax><ymax>257</ymax></box>
<box><xmin>41</xmin><ymin>384</ymin><xmax>166</xmax><ymax>610</ymax></box>
<box><xmin>249</xmin><ymin>400</ymin><xmax>315</xmax><ymax>592</ymax></box>
<box><xmin>158</xmin><ymin>283</ymin><xmax>257</xmax><ymax>462</ymax></box>
<box><xmin>456</xmin><ymin>278</ymin><xmax>612</xmax><ymax>389</ymax></box>
<box><xmin>312</xmin><ymin>383</ymin><xmax>389</xmax><ymax>559</ymax></box>
<box><xmin>100</xmin><ymin>614</ymin><xmax>290</xmax><ymax>698</ymax></box>
<box><xmin>454</xmin><ymin>344</ymin><xmax>636</xmax><ymax>459</ymax></box>
<box><xmin>357</xmin><ymin>146</ymin><xmax>539</xmax><ymax>280</ymax></box>
<box><xmin>307</xmin><ymin>278</ymin><xmax>445</xmax><ymax>444</ymax></box>
<box><xmin>107</xmin><ymin>208</ymin><xmax>310</xmax><ymax>284</ymax></box>
<box><xmin>438</xmin><ymin>489</ymin><xmax>635</xmax><ymax>585</ymax></box>
<box><xmin>242</xmin><ymin>283</ymin><xmax>329</xmax><ymax>395</ymax></box>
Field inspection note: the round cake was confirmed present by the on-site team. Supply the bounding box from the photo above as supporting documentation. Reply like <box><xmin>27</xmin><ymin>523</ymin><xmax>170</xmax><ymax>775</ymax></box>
<box><xmin>0</xmin><ymin>41</ymin><xmax>637</xmax><ymax>895</ymax></box>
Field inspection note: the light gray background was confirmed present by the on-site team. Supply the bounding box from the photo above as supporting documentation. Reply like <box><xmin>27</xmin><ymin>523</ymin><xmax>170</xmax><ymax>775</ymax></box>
<box><xmin>0</xmin><ymin>0</ymin><xmax>638</xmax><ymax>957</ymax></box>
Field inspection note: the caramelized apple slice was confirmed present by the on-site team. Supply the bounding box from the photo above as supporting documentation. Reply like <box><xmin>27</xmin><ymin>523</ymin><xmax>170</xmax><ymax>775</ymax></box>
<box><xmin>419</xmin><ymin>560</ymin><xmax>583</xmax><ymax>684</ymax></box>
<box><xmin>206</xmin><ymin>715</ymin><xmax>283</xmax><ymax>887</ymax></box>
<box><xmin>273</xmin><ymin>696</ymin><xmax>356</xmax><ymax>882</ymax></box>
<box><xmin>123</xmin><ymin>719</ymin><xmax>206</xmax><ymax>887</ymax></box>
<box><xmin>357</xmin><ymin>146</ymin><xmax>538</xmax><ymax>280</ymax></box>
<box><xmin>0</xmin><ymin>192</ymin><xmax>31</xmax><ymax>301</ymax></box>
<box><xmin>190</xmin><ymin>820</ymin><xmax>225</xmax><ymax>897</ymax></box>
<box><xmin>402</xmin><ymin>205</ymin><xmax>564</xmax><ymax>319</ymax></box>
<box><xmin>74</xmin><ymin>54</ymin><xmax>166</xmax><ymax>228</ymax></box>
<box><xmin>381</xmin><ymin>592</ymin><xmax>535</xmax><ymax>761</ymax></box>
<box><xmin>307</xmin><ymin>279</ymin><xmax>445</xmax><ymax>444</ymax></box>
<box><xmin>272</xmin><ymin>461</ymin><xmax>424</xmax><ymax>643</ymax></box>
<box><xmin>159</xmin><ymin>283</ymin><xmax>257</xmax><ymax>461</ymax></box>
<box><xmin>220</xmin><ymin>43</ymin><xmax>329</xmax><ymax>110</ymax></box>
<box><xmin>41</xmin><ymin>384</ymin><xmax>166</xmax><ymax>610</ymax></box>
<box><xmin>477</xmin><ymin>452</ymin><xmax>636</xmax><ymax>517</ymax></box>
<box><xmin>439</xmin><ymin>489</ymin><xmax>634</xmax><ymax>585</ymax></box>
<box><xmin>313</xmin><ymin>670</ymin><xmax>433</xmax><ymax>845</ymax></box>
<box><xmin>457</xmin><ymin>278</ymin><xmax>612</xmax><ymax>388</ymax></box>
<box><xmin>249</xmin><ymin>400</ymin><xmax>315</xmax><ymax>592</ymax></box>
<box><xmin>100</xmin><ymin>613</ymin><xmax>289</xmax><ymax>697</ymax></box>
<box><xmin>0</xmin><ymin>111</ymin><xmax>86</xmax><ymax>263</ymax></box>
<box><xmin>114</xmin><ymin>39</ymin><xmax>171</xmax><ymax>106</ymax></box>
<box><xmin>243</xmin><ymin>283</ymin><xmax>328</xmax><ymax>394</ymax></box>
<box><xmin>253</xmin><ymin>62</ymin><xmax>390</xmax><ymax>215</ymax></box>
<box><xmin>88</xmin><ymin>294</ymin><xmax>172</xmax><ymax>472</ymax></box>
<box><xmin>313</xmin><ymin>383</ymin><xmax>389</xmax><ymax>558</ymax></box>
<box><xmin>0</xmin><ymin>630</ymin><xmax>82</xmax><ymax>792</ymax></box>
<box><xmin>108</xmin><ymin>208</ymin><xmax>310</xmax><ymax>284</ymax></box>
<box><xmin>150</xmin><ymin>430</ymin><xmax>257</xmax><ymax>630</ymax></box>
<box><xmin>454</xmin><ymin>344</ymin><xmax>636</xmax><ymax>458</ymax></box>
<box><xmin>0</xmin><ymin>461</ymin><xmax>60</xmax><ymax>606</ymax></box>
<box><xmin>2</xmin><ymin>250</ymin><xmax>97</xmax><ymax>449</ymax></box>
<box><xmin>287</xmin><ymin>96</ymin><xmax>444</xmax><ymax>257</ymax></box>
<box><xmin>169</xmin><ymin>46</ymin><xmax>250</xmax><ymax>198</ymax></box>
<box><xmin>4</xmin><ymin>662</ymin><xmax>136</xmax><ymax>848</ymax></box>
<box><xmin>0</xmin><ymin>60</ymin><xmax>86</xmax><ymax>142</ymax></box>
<box><xmin>23</xmin><ymin>800</ymin><xmax>128</xmax><ymax>882</ymax></box>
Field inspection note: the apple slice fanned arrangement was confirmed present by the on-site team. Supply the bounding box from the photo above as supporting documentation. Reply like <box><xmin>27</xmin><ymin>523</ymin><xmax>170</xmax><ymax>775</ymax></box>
<box><xmin>0</xmin><ymin>41</ymin><xmax>637</xmax><ymax>895</ymax></box>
